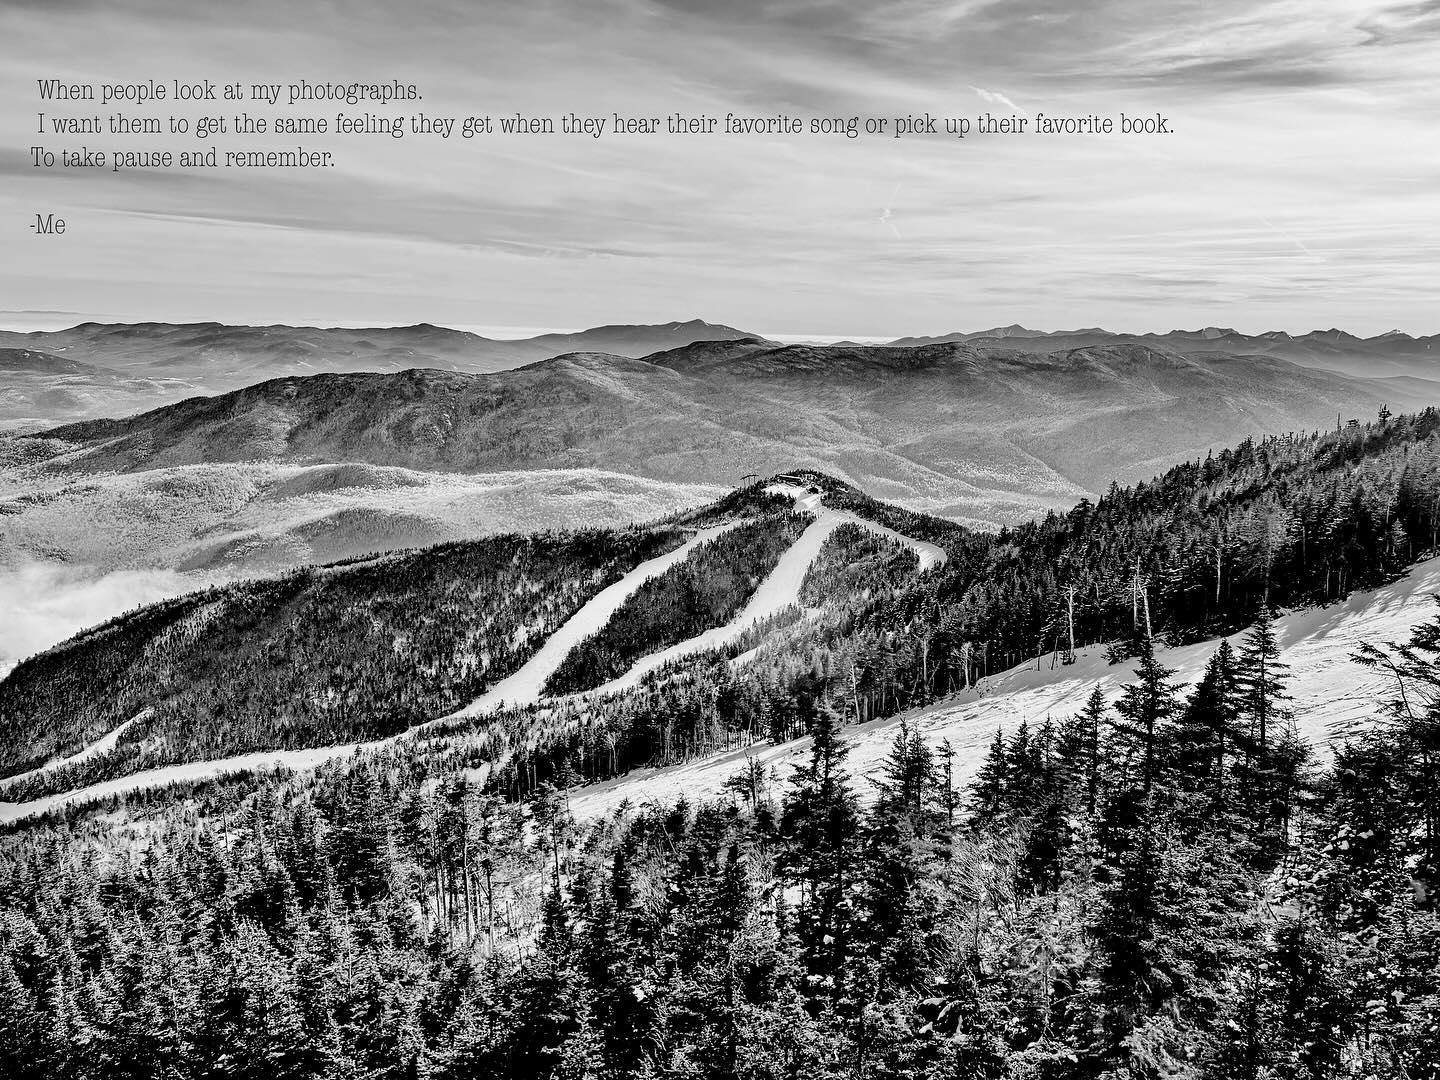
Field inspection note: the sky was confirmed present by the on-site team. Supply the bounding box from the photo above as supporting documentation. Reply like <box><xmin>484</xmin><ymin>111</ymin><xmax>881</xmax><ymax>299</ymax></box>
<box><xmin>2</xmin><ymin>0</ymin><xmax>1438</xmax><ymax>338</ymax></box>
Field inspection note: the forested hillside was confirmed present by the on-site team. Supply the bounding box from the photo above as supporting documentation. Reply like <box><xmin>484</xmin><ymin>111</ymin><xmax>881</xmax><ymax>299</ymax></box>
<box><xmin>490</xmin><ymin>410</ymin><xmax>1440</xmax><ymax>793</ymax></box>
<box><xmin>798</xmin><ymin>524</ymin><xmax>920</xmax><ymax>607</ymax></box>
<box><xmin>2</xmin><ymin>599</ymin><xmax>1436</xmax><ymax>1079</ymax></box>
<box><xmin>4</xmin><ymin>409</ymin><xmax>1437</xmax><ymax>812</ymax></box>
<box><xmin>20</xmin><ymin>337</ymin><xmax>1437</xmax><ymax>527</ymax></box>
<box><xmin>0</xmin><ymin>527</ymin><xmax>684</xmax><ymax>797</ymax></box>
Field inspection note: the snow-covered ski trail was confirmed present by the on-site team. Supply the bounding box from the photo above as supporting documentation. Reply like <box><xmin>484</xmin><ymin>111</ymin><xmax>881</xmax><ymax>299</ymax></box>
<box><xmin>0</xmin><ymin>709</ymin><xmax>150</xmax><ymax>794</ymax></box>
<box><xmin>437</xmin><ymin>521</ymin><xmax>749</xmax><ymax>722</ymax></box>
<box><xmin>562</xmin><ymin>557</ymin><xmax>1440</xmax><ymax>823</ymax></box>
<box><xmin>582</xmin><ymin>490</ymin><xmax>945</xmax><ymax>696</ymax></box>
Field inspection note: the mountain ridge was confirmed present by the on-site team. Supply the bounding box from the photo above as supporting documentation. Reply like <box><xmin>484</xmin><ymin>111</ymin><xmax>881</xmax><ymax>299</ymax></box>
<box><xmin>886</xmin><ymin>323</ymin><xmax>1440</xmax><ymax>379</ymax></box>
<box><xmin>4</xmin><ymin>317</ymin><xmax>1436</xmax><ymax>432</ymax></box>
<box><xmin>18</xmin><ymin>339</ymin><xmax>1440</xmax><ymax>528</ymax></box>
<box><xmin>0</xmin><ymin>319</ymin><xmax>758</xmax><ymax>430</ymax></box>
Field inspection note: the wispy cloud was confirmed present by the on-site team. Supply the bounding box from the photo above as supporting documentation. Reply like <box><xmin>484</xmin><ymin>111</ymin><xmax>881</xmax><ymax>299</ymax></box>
<box><xmin>971</xmin><ymin>86</ymin><xmax>1024</xmax><ymax>112</ymax></box>
<box><xmin>1358</xmin><ymin>0</ymin><xmax>1440</xmax><ymax>45</ymax></box>
<box><xmin>1</xmin><ymin>0</ymin><xmax>1436</xmax><ymax>335</ymax></box>
<box><xmin>0</xmin><ymin>561</ymin><xmax>218</xmax><ymax>674</ymax></box>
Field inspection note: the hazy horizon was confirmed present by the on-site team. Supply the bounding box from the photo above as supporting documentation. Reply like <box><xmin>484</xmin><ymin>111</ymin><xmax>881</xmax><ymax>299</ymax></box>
<box><xmin>2</xmin><ymin>312</ymin><xmax>1436</xmax><ymax>343</ymax></box>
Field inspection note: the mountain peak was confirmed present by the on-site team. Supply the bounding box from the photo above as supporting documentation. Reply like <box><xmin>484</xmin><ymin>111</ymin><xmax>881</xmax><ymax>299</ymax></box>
<box><xmin>976</xmin><ymin>324</ymin><xmax>1045</xmax><ymax>338</ymax></box>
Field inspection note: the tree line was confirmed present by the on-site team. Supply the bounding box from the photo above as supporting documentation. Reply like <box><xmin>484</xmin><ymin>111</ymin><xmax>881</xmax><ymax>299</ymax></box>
<box><xmin>2</xmin><ymin>596</ymin><xmax>1437</xmax><ymax>1078</ymax></box>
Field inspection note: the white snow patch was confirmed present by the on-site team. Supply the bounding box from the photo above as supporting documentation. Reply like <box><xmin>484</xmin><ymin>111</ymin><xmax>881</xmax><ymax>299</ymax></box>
<box><xmin>562</xmin><ymin>557</ymin><xmax>1440</xmax><ymax>822</ymax></box>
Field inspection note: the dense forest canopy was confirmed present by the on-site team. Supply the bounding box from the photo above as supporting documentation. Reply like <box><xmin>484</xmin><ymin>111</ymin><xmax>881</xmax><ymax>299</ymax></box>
<box><xmin>1</xmin><ymin>594</ymin><xmax>1437</xmax><ymax>1078</ymax></box>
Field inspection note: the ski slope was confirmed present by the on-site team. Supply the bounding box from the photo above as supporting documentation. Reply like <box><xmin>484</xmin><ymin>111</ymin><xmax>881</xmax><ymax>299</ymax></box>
<box><xmin>0</xmin><ymin>742</ymin><xmax>367</xmax><ymax>824</ymax></box>
<box><xmin>439</xmin><ymin>521</ymin><xmax>748</xmax><ymax>720</ymax></box>
<box><xmin>564</xmin><ymin>557</ymin><xmax>1440</xmax><ymax>822</ymax></box>
<box><xmin>585</xmin><ymin>490</ymin><xmax>945</xmax><ymax>697</ymax></box>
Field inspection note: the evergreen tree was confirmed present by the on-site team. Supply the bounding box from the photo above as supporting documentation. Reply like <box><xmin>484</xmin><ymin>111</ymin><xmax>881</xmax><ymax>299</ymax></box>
<box><xmin>859</xmin><ymin>721</ymin><xmax>944</xmax><ymax>993</ymax></box>
<box><xmin>1234</xmin><ymin>608</ymin><xmax>1296</xmax><ymax>851</ymax></box>
<box><xmin>1111</xmin><ymin>639</ymin><xmax>1179</xmax><ymax>798</ymax></box>
<box><xmin>1056</xmin><ymin>686</ymin><xmax>1107</xmax><ymax>817</ymax></box>
<box><xmin>508</xmin><ymin>886</ymin><xmax>602</xmax><ymax>1079</ymax></box>
<box><xmin>1172</xmin><ymin>640</ymin><xmax>1241</xmax><ymax>814</ymax></box>
<box><xmin>968</xmin><ymin>730</ymin><xmax>1009</xmax><ymax>823</ymax></box>
<box><xmin>779</xmin><ymin>704</ymin><xmax>861</xmax><ymax>999</ymax></box>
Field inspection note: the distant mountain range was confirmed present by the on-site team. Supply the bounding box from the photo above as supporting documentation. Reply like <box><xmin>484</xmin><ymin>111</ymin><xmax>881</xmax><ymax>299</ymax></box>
<box><xmin>885</xmin><ymin>325</ymin><xmax>1439</xmax><ymax>380</ymax></box>
<box><xmin>2</xmin><ymin>318</ymin><xmax>1435</xmax><ymax>432</ymax></box>
<box><xmin>20</xmin><ymin>337</ymin><xmax>1440</xmax><ymax>527</ymax></box>
<box><xmin>5</xmin><ymin>321</ymin><xmax>1440</xmax><ymax>686</ymax></box>
<box><xmin>0</xmin><ymin>319</ymin><xmax>754</xmax><ymax>429</ymax></box>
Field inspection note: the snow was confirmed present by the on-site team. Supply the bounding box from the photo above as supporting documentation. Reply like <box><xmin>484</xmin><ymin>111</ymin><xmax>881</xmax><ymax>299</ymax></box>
<box><xmin>0</xmin><ymin>709</ymin><xmax>150</xmax><ymax>791</ymax></box>
<box><xmin>767</xmin><ymin>482</ymin><xmax>947</xmax><ymax>570</ymax></box>
<box><xmin>0</xmin><ymin>742</ymin><xmax>366</xmax><ymax>825</ymax></box>
<box><xmin>580</xmin><ymin>493</ymin><xmax>945</xmax><ymax>697</ymax></box>
<box><xmin>562</xmin><ymin>557</ymin><xmax>1440</xmax><ymax>822</ymax></box>
<box><xmin>434</xmin><ymin>521</ymin><xmax>750</xmax><ymax>721</ymax></box>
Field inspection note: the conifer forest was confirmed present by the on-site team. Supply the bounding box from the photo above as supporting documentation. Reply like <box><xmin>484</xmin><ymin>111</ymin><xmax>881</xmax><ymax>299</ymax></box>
<box><xmin>2</xmin><ymin>412</ymin><xmax>1439</xmax><ymax>1079</ymax></box>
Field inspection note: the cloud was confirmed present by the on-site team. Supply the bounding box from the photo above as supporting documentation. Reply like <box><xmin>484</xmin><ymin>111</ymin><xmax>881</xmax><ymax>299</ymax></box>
<box><xmin>1</xmin><ymin>0</ymin><xmax>1437</xmax><ymax>335</ymax></box>
<box><xmin>1359</xmin><ymin>0</ymin><xmax>1440</xmax><ymax>45</ymax></box>
<box><xmin>971</xmin><ymin>85</ymin><xmax>1024</xmax><ymax>112</ymax></box>
<box><xmin>0</xmin><ymin>561</ymin><xmax>217</xmax><ymax>674</ymax></box>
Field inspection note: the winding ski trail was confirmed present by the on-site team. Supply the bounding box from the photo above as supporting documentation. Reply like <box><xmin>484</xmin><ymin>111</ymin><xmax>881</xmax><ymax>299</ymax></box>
<box><xmin>585</xmin><ymin>489</ymin><xmax>945</xmax><ymax>697</ymax></box>
<box><xmin>440</xmin><ymin>521</ymin><xmax>748</xmax><ymax>721</ymax></box>
<box><xmin>0</xmin><ymin>491</ymin><xmax>935</xmax><ymax>823</ymax></box>
<box><xmin>0</xmin><ymin>709</ymin><xmax>149</xmax><ymax>793</ymax></box>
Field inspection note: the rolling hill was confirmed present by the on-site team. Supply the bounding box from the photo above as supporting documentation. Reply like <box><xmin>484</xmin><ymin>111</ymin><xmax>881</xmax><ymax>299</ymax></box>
<box><xmin>0</xmin><ymin>345</ymin><xmax>204</xmax><ymax>433</ymax></box>
<box><xmin>18</xmin><ymin>339</ymin><xmax>1440</xmax><ymax>526</ymax></box>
